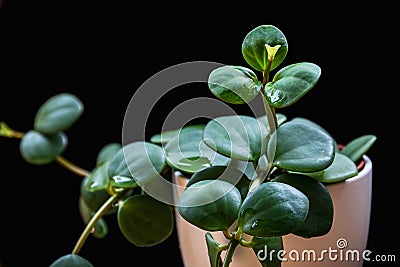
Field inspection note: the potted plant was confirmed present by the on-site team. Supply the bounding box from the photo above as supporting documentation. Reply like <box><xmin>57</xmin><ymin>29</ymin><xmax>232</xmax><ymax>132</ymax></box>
<box><xmin>152</xmin><ymin>24</ymin><xmax>377</xmax><ymax>267</ymax></box>
<box><xmin>0</xmin><ymin>24</ymin><xmax>376</xmax><ymax>267</ymax></box>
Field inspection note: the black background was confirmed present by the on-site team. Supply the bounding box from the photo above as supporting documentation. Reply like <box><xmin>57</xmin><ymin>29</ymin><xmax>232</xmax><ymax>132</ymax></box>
<box><xmin>0</xmin><ymin>1</ymin><xmax>397</xmax><ymax>266</ymax></box>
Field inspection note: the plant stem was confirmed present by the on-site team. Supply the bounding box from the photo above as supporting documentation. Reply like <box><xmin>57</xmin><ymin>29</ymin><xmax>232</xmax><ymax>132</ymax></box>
<box><xmin>72</xmin><ymin>194</ymin><xmax>119</xmax><ymax>255</ymax></box>
<box><xmin>0</xmin><ymin>122</ymin><xmax>91</xmax><ymax>177</ymax></box>
<box><xmin>0</xmin><ymin>121</ymin><xmax>24</xmax><ymax>139</ymax></box>
<box><xmin>56</xmin><ymin>155</ymin><xmax>90</xmax><ymax>177</ymax></box>
<box><xmin>222</xmin><ymin>239</ymin><xmax>239</xmax><ymax>267</ymax></box>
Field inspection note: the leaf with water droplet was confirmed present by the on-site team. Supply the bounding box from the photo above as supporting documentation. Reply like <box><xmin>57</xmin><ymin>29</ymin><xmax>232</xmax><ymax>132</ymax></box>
<box><xmin>264</xmin><ymin>62</ymin><xmax>321</xmax><ymax>108</ymax></box>
<box><xmin>238</xmin><ymin>182</ymin><xmax>309</xmax><ymax>237</ymax></box>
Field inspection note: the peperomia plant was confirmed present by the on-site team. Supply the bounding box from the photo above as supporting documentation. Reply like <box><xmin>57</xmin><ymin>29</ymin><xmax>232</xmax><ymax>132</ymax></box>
<box><xmin>158</xmin><ymin>24</ymin><xmax>377</xmax><ymax>267</ymax></box>
<box><xmin>0</xmin><ymin>24</ymin><xmax>377</xmax><ymax>267</ymax></box>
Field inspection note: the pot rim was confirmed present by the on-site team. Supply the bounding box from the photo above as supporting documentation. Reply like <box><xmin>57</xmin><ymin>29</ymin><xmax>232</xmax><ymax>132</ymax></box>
<box><xmin>341</xmin><ymin>154</ymin><xmax>372</xmax><ymax>184</ymax></box>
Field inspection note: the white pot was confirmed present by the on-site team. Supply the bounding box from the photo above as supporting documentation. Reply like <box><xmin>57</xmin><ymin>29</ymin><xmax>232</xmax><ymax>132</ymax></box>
<box><xmin>173</xmin><ymin>155</ymin><xmax>373</xmax><ymax>267</ymax></box>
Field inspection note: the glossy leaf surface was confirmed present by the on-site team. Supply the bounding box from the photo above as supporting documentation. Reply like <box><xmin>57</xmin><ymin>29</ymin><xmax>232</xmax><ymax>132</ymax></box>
<box><xmin>34</xmin><ymin>93</ymin><xmax>83</xmax><ymax>134</ymax></box>
<box><xmin>19</xmin><ymin>130</ymin><xmax>67</xmax><ymax>165</ymax></box>
<box><xmin>238</xmin><ymin>182</ymin><xmax>308</xmax><ymax>237</ymax></box>
<box><xmin>178</xmin><ymin>180</ymin><xmax>242</xmax><ymax>231</ymax></box>
<box><xmin>264</xmin><ymin>62</ymin><xmax>321</xmax><ymax>108</ymax></box>
<box><xmin>274</xmin><ymin>121</ymin><xmax>335</xmax><ymax>172</ymax></box>
<box><xmin>242</xmin><ymin>25</ymin><xmax>288</xmax><ymax>71</ymax></box>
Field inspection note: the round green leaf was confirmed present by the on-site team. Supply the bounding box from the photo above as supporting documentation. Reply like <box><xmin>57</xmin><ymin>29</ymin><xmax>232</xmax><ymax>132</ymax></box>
<box><xmin>150</xmin><ymin>124</ymin><xmax>205</xmax><ymax>145</ymax></box>
<box><xmin>238</xmin><ymin>182</ymin><xmax>309</xmax><ymax>237</ymax></box>
<box><xmin>208</xmin><ymin>65</ymin><xmax>261</xmax><ymax>104</ymax></box>
<box><xmin>272</xmin><ymin>173</ymin><xmax>333</xmax><ymax>238</ymax></box>
<box><xmin>241</xmin><ymin>25</ymin><xmax>288</xmax><ymax>72</ymax></box>
<box><xmin>117</xmin><ymin>195</ymin><xmax>174</xmax><ymax>247</ymax></box>
<box><xmin>202</xmin><ymin>115</ymin><xmax>265</xmax><ymax>161</ymax></box>
<box><xmin>96</xmin><ymin>142</ymin><xmax>122</xmax><ymax>166</ymax></box>
<box><xmin>50</xmin><ymin>254</ymin><xmax>93</xmax><ymax>267</ymax></box>
<box><xmin>19</xmin><ymin>130</ymin><xmax>68</xmax><ymax>165</ymax></box>
<box><xmin>178</xmin><ymin>180</ymin><xmax>242</xmax><ymax>231</ymax></box>
<box><xmin>340</xmin><ymin>134</ymin><xmax>377</xmax><ymax>163</ymax></box>
<box><xmin>305</xmin><ymin>152</ymin><xmax>358</xmax><ymax>183</ymax></box>
<box><xmin>163</xmin><ymin>129</ymin><xmax>216</xmax><ymax>173</ymax></box>
<box><xmin>34</xmin><ymin>93</ymin><xmax>84</xmax><ymax>134</ymax></box>
<box><xmin>107</xmin><ymin>141</ymin><xmax>166</xmax><ymax>185</ymax></box>
<box><xmin>264</xmin><ymin>62</ymin><xmax>321</xmax><ymax>108</ymax></box>
<box><xmin>274</xmin><ymin>121</ymin><xmax>335</xmax><ymax>172</ymax></box>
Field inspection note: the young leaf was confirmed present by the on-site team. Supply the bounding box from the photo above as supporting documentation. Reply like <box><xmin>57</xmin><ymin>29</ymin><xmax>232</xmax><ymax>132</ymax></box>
<box><xmin>50</xmin><ymin>254</ymin><xmax>93</xmax><ymax>267</ymax></box>
<box><xmin>208</xmin><ymin>65</ymin><xmax>261</xmax><ymax>104</ymax></box>
<box><xmin>117</xmin><ymin>195</ymin><xmax>174</xmax><ymax>247</ymax></box>
<box><xmin>34</xmin><ymin>93</ymin><xmax>84</xmax><ymax>134</ymax></box>
<box><xmin>86</xmin><ymin>161</ymin><xmax>110</xmax><ymax>192</ymax></box>
<box><xmin>264</xmin><ymin>62</ymin><xmax>321</xmax><ymax>108</ymax></box>
<box><xmin>238</xmin><ymin>182</ymin><xmax>309</xmax><ymax>237</ymax></box>
<box><xmin>242</xmin><ymin>25</ymin><xmax>288</xmax><ymax>72</ymax></box>
<box><xmin>274</xmin><ymin>121</ymin><xmax>335</xmax><ymax>172</ymax></box>
<box><xmin>178</xmin><ymin>180</ymin><xmax>242</xmax><ymax>231</ymax></box>
<box><xmin>340</xmin><ymin>134</ymin><xmax>377</xmax><ymax>163</ymax></box>
<box><xmin>19</xmin><ymin>130</ymin><xmax>68</xmax><ymax>165</ymax></box>
<box><xmin>272</xmin><ymin>173</ymin><xmax>333</xmax><ymax>238</ymax></box>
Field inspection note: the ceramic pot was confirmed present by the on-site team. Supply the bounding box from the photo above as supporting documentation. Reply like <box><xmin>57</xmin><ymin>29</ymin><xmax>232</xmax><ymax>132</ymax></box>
<box><xmin>173</xmin><ymin>155</ymin><xmax>373</xmax><ymax>267</ymax></box>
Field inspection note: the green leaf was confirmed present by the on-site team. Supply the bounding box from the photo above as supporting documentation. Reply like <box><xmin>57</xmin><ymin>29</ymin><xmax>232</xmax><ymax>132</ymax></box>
<box><xmin>238</xmin><ymin>182</ymin><xmax>309</xmax><ymax>237</ymax></box>
<box><xmin>150</xmin><ymin>124</ymin><xmax>205</xmax><ymax>145</ymax></box>
<box><xmin>202</xmin><ymin>115</ymin><xmax>265</xmax><ymax>161</ymax></box>
<box><xmin>107</xmin><ymin>141</ymin><xmax>165</xmax><ymax>185</ymax></box>
<box><xmin>34</xmin><ymin>93</ymin><xmax>84</xmax><ymax>134</ymax></box>
<box><xmin>50</xmin><ymin>254</ymin><xmax>93</xmax><ymax>267</ymax></box>
<box><xmin>290</xmin><ymin>117</ymin><xmax>338</xmax><ymax>148</ymax></box>
<box><xmin>163</xmin><ymin>129</ymin><xmax>216</xmax><ymax>173</ymax></box>
<box><xmin>86</xmin><ymin>162</ymin><xmax>110</xmax><ymax>192</ymax></box>
<box><xmin>242</xmin><ymin>25</ymin><xmax>288</xmax><ymax>72</ymax></box>
<box><xmin>208</xmin><ymin>65</ymin><xmax>261</xmax><ymax>104</ymax></box>
<box><xmin>80</xmin><ymin>176</ymin><xmax>117</xmax><ymax>215</ymax></box>
<box><xmin>117</xmin><ymin>195</ymin><xmax>174</xmax><ymax>247</ymax></box>
<box><xmin>96</xmin><ymin>142</ymin><xmax>122</xmax><ymax>166</ymax></box>
<box><xmin>340</xmin><ymin>134</ymin><xmax>377</xmax><ymax>163</ymax></box>
<box><xmin>19</xmin><ymin>130</ymin><xmax>68</xmax><ymax>165</ymax></box>
<box><xmin>252</xmin><ymin>236</ymin><xmax>283</xmax><ymax>267</ymax></box>
<box><xmin>264</xmin><ymin>62</ymin><xmax>321</xmax><ymax>108</ymax></box>
<box><xmin>304</xmin><ymin>152</ymin><xmax>358</xmax><ymax>183</ymax></box>
<box><xmin>186</xmin><ymin>165</ymin><xmax>250</xmax><ymax>200</ymax></box>
<box><xmin>206</xmin><ymin>232</ymin><xmax>223</xmax><ymax>267</ymax></box>
<box><xmin>178</xmin><ymin>180</ymin><xmax>242</xmax><ymax>231</ymax></box>
<box><xmin>272</xmin><ymin>173</ymin><xmax>333</xmax><ymax>238</ymax></box>
<box><xmin>78</xmin><ymin>197</ymin><xmax>108</xmax><ymax>239</ymax></box>
<box><xmin>274</xmin><ymin>121</ymin><xmax>335</xmax><ymax>172</ymax></box>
